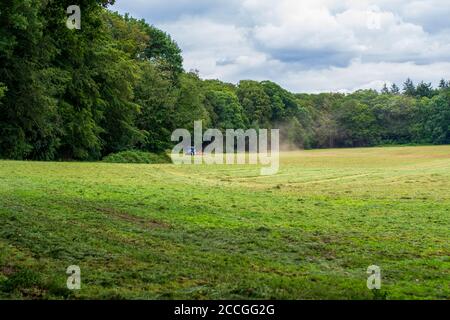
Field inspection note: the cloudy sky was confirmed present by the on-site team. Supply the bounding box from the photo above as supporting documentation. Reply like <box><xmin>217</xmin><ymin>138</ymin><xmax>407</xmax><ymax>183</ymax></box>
<box><xmin>112</xmin><ymin>0</ymin><xmax>450</xmax><ymax>93</ymax></box>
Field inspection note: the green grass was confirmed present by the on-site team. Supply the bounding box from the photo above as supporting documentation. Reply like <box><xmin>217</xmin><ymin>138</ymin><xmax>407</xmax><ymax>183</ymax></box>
<box><xmin>0</xmin><ymin>146</ymin><xmax>449</xmax><ymax>300</ymax></box>
<box><xmin>102</xmin><ymin>150</ymin><xmax>172</xmax><ymax>164</ymax></box>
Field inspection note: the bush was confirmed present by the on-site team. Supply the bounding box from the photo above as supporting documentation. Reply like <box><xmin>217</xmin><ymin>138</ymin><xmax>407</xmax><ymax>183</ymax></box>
<box><xmin>103</xmin><ymin>151</ymin><xmax>172</xmax><ymax>164</ymax></box>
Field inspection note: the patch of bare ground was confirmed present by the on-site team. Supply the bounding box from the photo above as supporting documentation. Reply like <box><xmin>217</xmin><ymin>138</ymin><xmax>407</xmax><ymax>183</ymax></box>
<box><xmin>0</xmin><ymin>265</ymin><xmax>16</xmax><ymax>276</ymax></box>
<box><xmin>96</xmin><ymin>207</ymin><xmax>171</xmax><ymax>229</ymax></box>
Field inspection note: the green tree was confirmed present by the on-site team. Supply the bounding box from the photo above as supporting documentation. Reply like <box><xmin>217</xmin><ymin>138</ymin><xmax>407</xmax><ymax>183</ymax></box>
<box><xmin>237</xmin><ymin>80</ymin><xmax>272</xmax><ymax>128</ymax></box>
<box><xmin>312</xmin><ymin>112</ymin><xmax>339</xmax><ymax>148</ymax></box>
<box><xmin>204</xmin><ymin>90</ymin><xmax>246</xmax><ymax>130</ymax></box>
<box><xmin>174</xmin><ymin>72</ymin><xmax>210</xmax><ymax>130</ymax></box>
<box><xmin>134</xmin><ymin>62</ymin><xmax>177</xmax><ymax>152</ymax></box>
<box><xmin>438</xmin><ymin>79</ymin><xmax>449</xmax><ymax>89</ymax></box>
<box><xmin>0</xmin><ymin>0</ymin><xmax>62</xmax><ymax>159</ymax></box>
<box><xmin>373</xmin><ymin>95</ymin><xmax>417</xmax><ymax>144</ymax></box>
<box><xmin>136</xmin><ymin>21</ymin><xmax>184</xmax><ymax>81</ymax></box>
<box><xmin>390</xmin><ymin>83</ymin><xmax>400</xmax><ymax>95</ymax></box>
<box><xmin>420</xmin><ymin>92</ymin><xmax>450</xmax><ymax>144</ymax></box>
<box><xmin>403</xmin><ymin>78</ymin><xmax>416</xmax><ymax>97</ymax></box>
<box><xmin>415</xmin><ymin>81</ymin><xmax>434</xmax><ymax>98</ymax></box>
<box><xmin>45</xmin><ymin>0</ymin><xmax>124</xmax><ymax>160</ymax></box>
<box><xmin>336</xmin><ymin>99</ymin><xmax>379</xmax><ymax>147</ymax></box>
<box><xmin>381</xmin><ymin>83</ymin><xmax>390</xmax><ymax>94</ymax></box>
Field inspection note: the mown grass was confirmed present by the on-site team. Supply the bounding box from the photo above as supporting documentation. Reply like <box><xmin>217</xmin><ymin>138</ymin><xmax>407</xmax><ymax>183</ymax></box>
<box><xmin>0</xmin><ymin>146</ymin><xmax>449</xmax><ymax>300</ymax></box>
<box><xmin>102</xmin><ymin>150</ymin><xmax>172</xmax><ymax>164</ymax></box>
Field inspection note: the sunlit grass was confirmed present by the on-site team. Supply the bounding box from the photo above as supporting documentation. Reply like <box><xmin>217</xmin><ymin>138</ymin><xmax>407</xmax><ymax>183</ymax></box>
<box><xmin>0</xmin><ymin>146</ymin><xmax>449</xmax><ymax>299</ymax></box>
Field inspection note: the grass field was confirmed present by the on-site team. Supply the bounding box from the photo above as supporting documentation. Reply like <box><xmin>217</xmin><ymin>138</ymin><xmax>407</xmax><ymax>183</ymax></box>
<box><xmin>0</xmin><ymin>146</ymin><xmax>449</xmax><ymax>300</ymax></box>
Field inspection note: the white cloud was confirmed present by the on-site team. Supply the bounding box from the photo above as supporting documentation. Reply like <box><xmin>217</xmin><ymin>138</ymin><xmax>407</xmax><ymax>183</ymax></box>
<box><xmin>280</xmin><ymin>60</ymin><xmax>450</xmax><ymax>93</ymax></box>
<box><xmin>159</xmin><ymin>18</ymin><xmax>271</xmax><ymax>79</ymax></box>
<box><xmin>112</xmin><ymin>0</ymin><xmax>450</xmax><ymax>92</ymax></box>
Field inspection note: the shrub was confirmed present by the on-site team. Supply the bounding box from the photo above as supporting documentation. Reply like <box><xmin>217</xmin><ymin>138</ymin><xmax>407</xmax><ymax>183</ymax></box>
<box><xmin>103</xmin><ymin>150</ymin><xmax>172</xmax><ymax>164</ymax></box>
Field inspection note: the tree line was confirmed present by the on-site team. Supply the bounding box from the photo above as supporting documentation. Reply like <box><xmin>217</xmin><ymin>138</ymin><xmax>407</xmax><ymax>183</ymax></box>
<box><xmin>1</xmin><ymin>1</ymin><xmax>449</xmax><ymax>160</ymax></box>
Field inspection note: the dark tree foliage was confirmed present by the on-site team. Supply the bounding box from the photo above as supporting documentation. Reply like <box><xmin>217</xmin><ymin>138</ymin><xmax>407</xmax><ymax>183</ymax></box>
<box><xmin>439</xmin><ymin>79</ymin><xmax>449</xmax><ymax>89</ymax></box>
<box><xmin>403</xmin><ymin>78</ymin><xmax>416</xmax><ymax>97</ymax></box>
<box><xmin>390</xmin><ymin>83</ymin><xmax>400</xmax><ymax>95</ymax></box>
<box><xmin>415</xmin><ymin>81</ymin><xmax>434</xmax><ymax>98</ymax></box>
<box><xmin>237</xmin><ymin>80</ymin><xmax>271</xmax><ymax>128</ymax></box>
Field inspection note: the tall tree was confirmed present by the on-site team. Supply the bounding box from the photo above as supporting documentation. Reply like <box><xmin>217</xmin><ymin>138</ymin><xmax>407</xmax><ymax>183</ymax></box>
<box><xmin>439</xmin><ymin>79</ymin><xmax>449</xmax><ymax>89</ymax></box>
<box><xmin>137</xmin><ymin>21</ymin><xmax>184</xmax><ymax>81</ymax></box>
<box><xmin>237</xmin><ymin>81</ymin><xmax>272</xmax><ymax>128</ymax></box>
<box><xmin>336</xmin><ymin>99</ymin><xmax>379</xmax><ymax>147</ymax></box>
<box><xmin>390</xmin><ymin>83</ymin><xmax>400</xmax><ymax>95</ymax></box>
<box><xmin>204</xmin><ymin>90</ymin><xmax>246</xmax><ymax>130</ymax></box>
<box><xmin>415</xmin><ymin>81</ymin><xmax>434</xmax><ymax>98</ymax></box>
<box><xmin>134</xmin><ymin>62</ymin><xmax>177</xmax><ymax>152</ymax></box>
<box><xmin>403</xmin><ymin>78</ymin><xmax>416</xmax><ymax>97</ymax></box>
<box><xmin>0</xmin><ymin>0</ymin><xmax>62</xmax><ymax>159</ymax></box>
<box><xmin>419</xmin><ymin>91</ymin><xmax>450</xmax><ymax>144</ymax></box>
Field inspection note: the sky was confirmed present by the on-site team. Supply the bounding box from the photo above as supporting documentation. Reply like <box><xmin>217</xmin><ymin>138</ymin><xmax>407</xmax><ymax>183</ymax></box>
<box><xmin>112</xmin><ymin>0</ymin><xmax>450</xmax><ymax>93</ymax></box>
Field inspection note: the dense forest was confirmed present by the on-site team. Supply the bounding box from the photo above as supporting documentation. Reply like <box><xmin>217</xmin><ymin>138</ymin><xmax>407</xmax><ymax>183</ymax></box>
<box><xmin>1</xmin><ymin>0</ymin><xmax>450</xmax><ymax>161</ymax></box>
